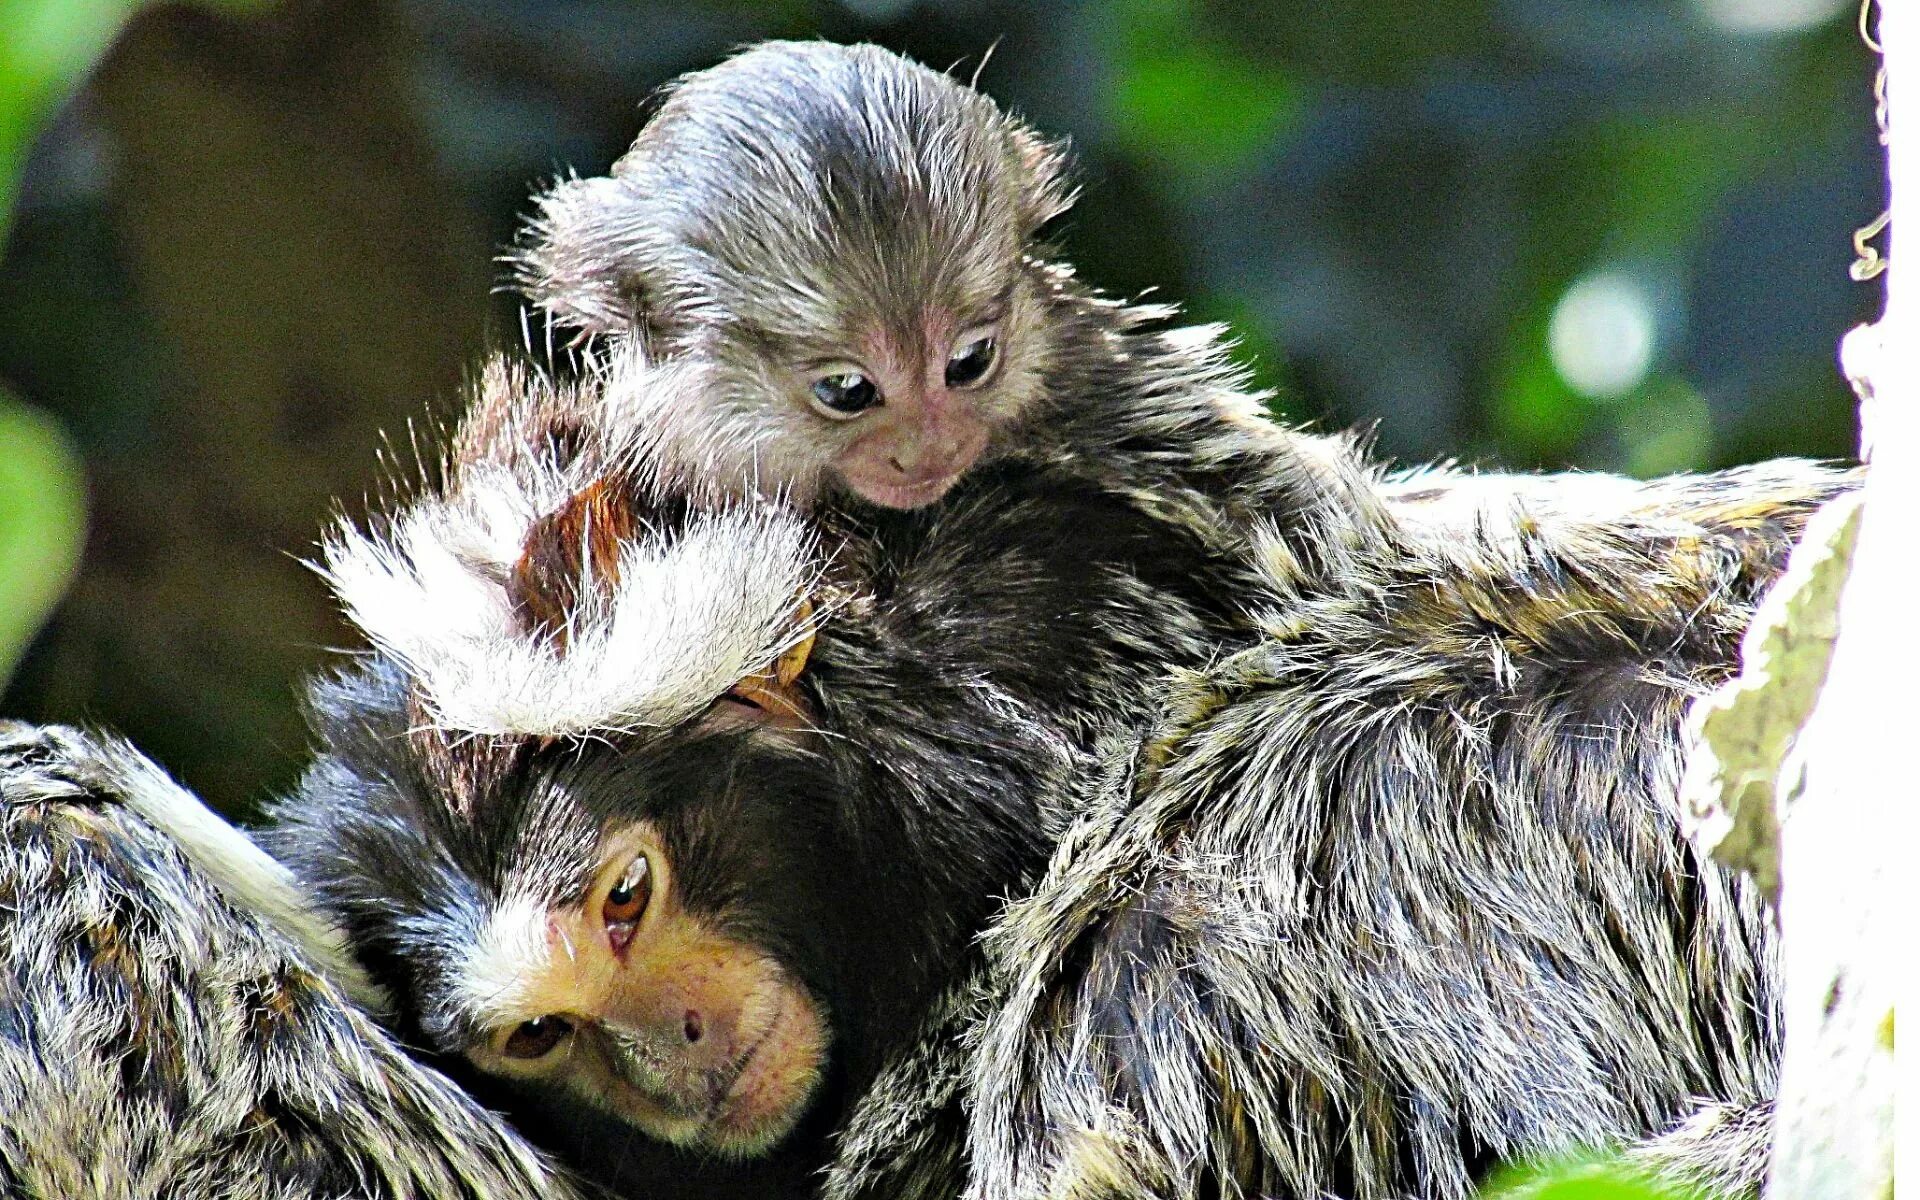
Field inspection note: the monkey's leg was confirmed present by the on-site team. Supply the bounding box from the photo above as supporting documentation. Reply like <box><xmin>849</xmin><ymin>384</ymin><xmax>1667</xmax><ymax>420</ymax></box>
<box><xmin>0</xmin><ymin>722</ymin><xmax>582</xmax><ymax>1200</ymax></box>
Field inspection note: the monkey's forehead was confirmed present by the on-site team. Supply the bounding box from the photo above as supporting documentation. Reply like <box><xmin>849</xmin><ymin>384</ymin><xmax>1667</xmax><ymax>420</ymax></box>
<box><xmin>319</xmin><ymin>359</ymin><xmax>825</xmax><ymax>740</ymax></box>
<box><xmin>628</xmin><ymin>52</ymin><xmax>1040</xmax><ymax>283</ymax></box>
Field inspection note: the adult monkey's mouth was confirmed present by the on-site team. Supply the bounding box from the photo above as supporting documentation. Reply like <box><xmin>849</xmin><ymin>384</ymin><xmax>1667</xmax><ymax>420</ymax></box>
<box><xmin>601</xmin><ymin>985</ymin><xmax>826</xmax><ymax>1154</ymax></box>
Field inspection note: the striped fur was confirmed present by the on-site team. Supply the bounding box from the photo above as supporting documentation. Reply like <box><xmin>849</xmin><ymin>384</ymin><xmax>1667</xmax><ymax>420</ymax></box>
<box><xmin>0</xmin><ymin>723</ymin><xmax>580</xmax><ymax>1200</ymax></box>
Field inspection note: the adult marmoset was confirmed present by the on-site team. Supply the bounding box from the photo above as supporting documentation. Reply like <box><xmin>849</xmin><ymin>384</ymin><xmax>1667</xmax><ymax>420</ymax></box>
<box><xmin>263</xmin><ymin>347</ymin><xmax>1289</xmax><ymax>1191</ymax></box>
<box><xmin>276</xmin><ymin>346</ymin><xmax>1848</xmax><ymax>1200</ymax></box>
<box><xmin>511</xmin><ymin>42</ymin><xmax>1845</xmax><ymax>1197</ymax></box>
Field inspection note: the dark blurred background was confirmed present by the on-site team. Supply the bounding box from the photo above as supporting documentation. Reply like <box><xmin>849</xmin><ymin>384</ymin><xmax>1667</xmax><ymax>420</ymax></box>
<box><xmin>0</xmin><ymin>0</ymin><xmax>1880</xmax><ymax>818</ymax></box>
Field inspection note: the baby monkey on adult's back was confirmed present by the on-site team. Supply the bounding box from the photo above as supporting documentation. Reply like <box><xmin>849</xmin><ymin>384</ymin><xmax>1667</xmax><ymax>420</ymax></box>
<box><xmin>522</xmin><ymin>41</ymin><xmax>1065</xmax><ymax>509</ymax></box>
<box><xmin>520</xmin><ymin>39</ymin><xmax>1307</xmax><ymax>541</ymax></box>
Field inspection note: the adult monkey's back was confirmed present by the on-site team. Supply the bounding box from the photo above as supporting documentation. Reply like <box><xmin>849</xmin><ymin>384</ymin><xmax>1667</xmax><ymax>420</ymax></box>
<box><xmin>925</xmin><ymin>465</ymin><xmax>1830</xmax><ymax>1200</ymax></box>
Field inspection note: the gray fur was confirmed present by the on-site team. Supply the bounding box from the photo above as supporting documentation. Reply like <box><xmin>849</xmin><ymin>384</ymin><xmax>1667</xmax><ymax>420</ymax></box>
<box><xmin>0</xmin><ymin>38</ymin><xmax>1859</xmax><ymax>1200</ymax></box>
<box><xmin>505</xmin><ymin>37</ymin><xmax>1851</xmax><ymax>1199</ymax></box>
<box><xmin>513</xmin><ymin>41</ymin><xmax>1074</xmax><ymax>506</ymax></box>
<box><xmin>0</xmin><ymin>723</ymin><xmax>581</xmax><ymax>1200</ymax></box>
<box><xmin>517</xmin><ymin>40</ymin><xmax>1070</xmax><ymax>339</ymax></box>
<box><xmin>827</xmin><ymin>463</ymin><xmax>1848</xmax><ymax>1200</ymax></box>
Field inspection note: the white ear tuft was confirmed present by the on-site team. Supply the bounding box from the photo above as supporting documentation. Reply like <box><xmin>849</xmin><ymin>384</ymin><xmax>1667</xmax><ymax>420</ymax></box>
<box><xmin>324</xmin><ymin>495</ymin><xmax>820</xmax><ymax>738</ymax></box>
<box><xmin>321</xmin><ymin>357</ymin><xmax>824</xmax><ymax>738</ymax></box>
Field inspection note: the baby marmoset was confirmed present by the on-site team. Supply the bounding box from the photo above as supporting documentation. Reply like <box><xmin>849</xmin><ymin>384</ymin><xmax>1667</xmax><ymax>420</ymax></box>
<box><xmin>519</xmin><ymin>38</ymin><xmax>1331</xmax><ymax>557</ymax></box>
<box><xmin>521</xmin><ymin>40</ymin><xmax>1067</xmax><ymax>510</ymax></box>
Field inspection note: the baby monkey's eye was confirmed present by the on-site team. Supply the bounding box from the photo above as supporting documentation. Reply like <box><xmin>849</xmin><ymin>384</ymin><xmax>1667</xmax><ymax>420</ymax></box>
<box><xmin>810</xmin><ymin>371</ymin><xmax>882</xmax><ymax>418</ymax></box>
<box><xmin>604</xmin><ymin>854</ymin><xmax>651</xmax><ymax>928</ymax></box>
<box><xmin>945</xmin><ymin>332</ymin><xmax>1000</xmax><ymax>388</ymax></box>
<box><xmin>502</xmin><ymin>1016</ymin><xmax>572</xmax><ymax>1060</ymax></box>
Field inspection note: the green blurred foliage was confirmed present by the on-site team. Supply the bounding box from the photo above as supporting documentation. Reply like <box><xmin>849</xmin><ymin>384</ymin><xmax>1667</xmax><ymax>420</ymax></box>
<box><xmin>1491</xmin><ymin>95</ymin><xmax>1823</xmax><ymax>465</ymax></box>
<box><xmin>1204</xmin><ymin>0</ymin><xmax>1500</xmax><ymax>84</ymax></box>
<box><xmin>0</xmin><ymin>0</ymin><xmax>135</xmax><ymax>241</ymax></box>
<box><xmin>1480</xmin><ymin>1155</ymin><xmax>1708</xmax><ymax>1200</ymax></box>
<box><xmin>0</xmin><ymin>0</ymin><xmax>133</xmax><ymax>690</ymax></box>
<box><xmin>1109</xmin><ymin>0</ymin><xmax>1307</xmax><ymax>180</ymax></box>
<box><xmin>0</xmin><ymin>389</ymin><xmax>83</xmax><ymax>688</ymax></box>
<box><xmin>0</xmin><ymin>0</ymin><xmax>272</xmax><ymax>693</ymax></box>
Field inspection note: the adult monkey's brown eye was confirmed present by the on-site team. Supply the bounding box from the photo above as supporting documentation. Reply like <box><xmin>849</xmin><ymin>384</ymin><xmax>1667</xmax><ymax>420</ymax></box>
<box><xmin>502</xmin><ymin>1016</ymin><xmax>572</xmax><ymax>1060</ymax></box>
<box><xmin>945</xmin><ymin>332</ymin><xmax>999</xmax><ymax>387</ymax></box>
<box><xmin>604</xmin><ymin>854</ymin><xmax>651</xmax><ymax>926</ymax></box>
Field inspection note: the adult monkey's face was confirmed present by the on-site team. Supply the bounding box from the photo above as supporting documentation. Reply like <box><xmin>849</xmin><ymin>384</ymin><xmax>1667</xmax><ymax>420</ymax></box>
<box><xmin>308</xmin><ymin>382</ymin><xmax>848</xmax><ymax>1154</ymax></box>
<box><xmin>457</xmin><ymin>814</ymin><xmax>831</xmax><ymax>1156</ymax></box>
<box><xmin>413</xmin><ymin>534</ymin><xmax>839</xmax><ymax>1157</ymax></box>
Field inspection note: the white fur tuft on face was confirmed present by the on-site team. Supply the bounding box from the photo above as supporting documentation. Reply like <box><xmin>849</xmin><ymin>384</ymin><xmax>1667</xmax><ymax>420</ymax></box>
<box><xmin>321</xmin><ymin>374</ymin><xmax>825</xmax><ymax>738</ymax></box>
<box><xmin>450</xmin><ymin>892</ymin><xmax>555</xmax><ymax>1031</ymax></box>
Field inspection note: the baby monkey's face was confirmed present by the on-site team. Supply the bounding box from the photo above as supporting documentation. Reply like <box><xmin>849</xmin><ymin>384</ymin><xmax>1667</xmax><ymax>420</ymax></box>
<box><xmin>790</xmin><ymin>306</ymin><xmax>1016</xmax><ymax>509</ymax></box>
<box><xmin>689</xmin><ymin>271</ymin><xmax>1051</xmax><ymax>511</ymax></box>
<box><xmin>461</xmin><ymin>821</ymin><xmax>828</xmax><ymax>1156</ymax></box>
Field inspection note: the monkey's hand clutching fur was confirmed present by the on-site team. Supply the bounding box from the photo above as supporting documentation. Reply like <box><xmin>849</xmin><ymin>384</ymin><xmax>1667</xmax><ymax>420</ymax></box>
<box><xmin>0</xmin><ymin>722</ymin><xmax>583</xmax><ymax>1200</ymax></box>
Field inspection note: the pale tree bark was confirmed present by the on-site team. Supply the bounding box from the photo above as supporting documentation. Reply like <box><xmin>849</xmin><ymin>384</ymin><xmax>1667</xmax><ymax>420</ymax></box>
<box><xmin>1681</xmin><ymin>5</ymin><xmax>1908</xmax><ymax>1197</ymax></box>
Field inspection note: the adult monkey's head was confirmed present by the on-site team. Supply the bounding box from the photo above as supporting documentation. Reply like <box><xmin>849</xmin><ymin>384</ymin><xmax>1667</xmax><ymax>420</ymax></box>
<box><xmin>276</xmin><ymin>362</ymin><xmax>849</xmax><ymax>1153</ymax></box>
<box><xmin>270</xmin><ymin>355</ymin><xmax>1180</xmax><ymax>1156</ymax></box>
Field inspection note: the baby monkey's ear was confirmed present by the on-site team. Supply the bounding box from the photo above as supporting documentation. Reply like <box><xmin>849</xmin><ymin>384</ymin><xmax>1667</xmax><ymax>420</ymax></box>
<box><xmin>1009</xmin><ymin>126</ymin><xmax>1077</xmax><ymax>237</ymax></box>
<box><xmin>509</xmin><ymin>478</ymin><xmax>637</xmax><ymax>645</ymax></box>
<box><xmin>512</xmin><ymin>175</ymin><xmax>653</xmax><ymax>335</ymax></box>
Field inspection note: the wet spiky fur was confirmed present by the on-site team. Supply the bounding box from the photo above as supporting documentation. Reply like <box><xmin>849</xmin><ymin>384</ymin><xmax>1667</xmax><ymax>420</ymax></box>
<box><xmin>0</xmin><ymin>723</ymin><xmax>579</xmax><ymax>1200</ymax></box>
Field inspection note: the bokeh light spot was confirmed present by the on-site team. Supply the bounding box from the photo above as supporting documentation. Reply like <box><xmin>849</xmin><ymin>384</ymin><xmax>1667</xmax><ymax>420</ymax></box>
<box><xmin>1548</xmin><ymin>272</ymin><xmax>1660</xmax><ymax>401</ymax></box>
<box><xmin>1692</xmin><ymin>0</ymin><xmax>1849</xmax><ymax>36</ymax></box>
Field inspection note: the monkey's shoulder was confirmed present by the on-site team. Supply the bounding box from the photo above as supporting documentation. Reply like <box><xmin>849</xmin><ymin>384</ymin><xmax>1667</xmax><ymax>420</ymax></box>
<box><xmin>0</xmin><ymin>723</ymin><xmax>574</xmax><ymax>1200</ymax></box>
